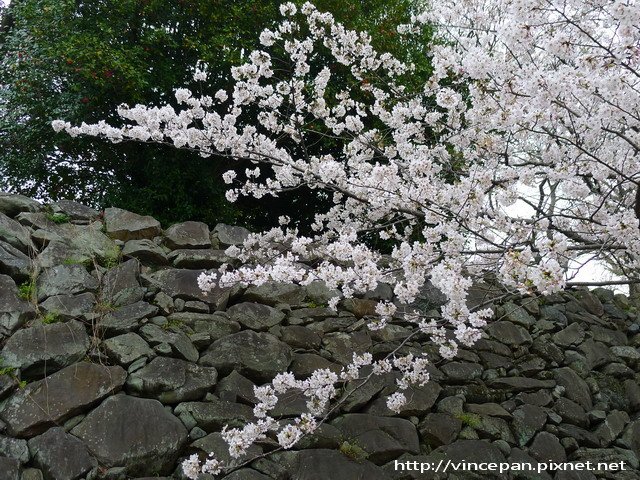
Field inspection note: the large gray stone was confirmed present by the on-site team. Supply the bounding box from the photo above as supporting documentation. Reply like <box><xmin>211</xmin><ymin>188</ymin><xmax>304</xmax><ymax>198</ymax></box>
<box><xmin>71</xmin><ymin>394</ymin><xmax>187</xmax><ymax>475</ymax></box>
<box><xmin>289</xmin><ymin>353</ymin><xmax>342</xmax><ymax>379</ymax></box>
<box><xmin>489</xmin><ymin>377</ymin><xmax>556</xmax><ymax>392</ymax></box>
<box><xmin>39</xmin><ymin>293</ymin><xmax>96</xmax><ymax>322</ymax></box>
<box><xmin>0</xmin><ymin>435</ymin><xmax>29</xmax><ymax>464</ymax></box>
<box><xmin>122</xmin><ymin>239</ymin><xmax>168</xmax><ymax>265</ymax></box>
<box><xmin>0</xmin><ymin>363</ymin><xmax>126</xmax><ymax>437</ymax></box>
<box><xmin>165</xmin><ymin>312</ymin><xmax>240</xmax><ymax>342</ymax></box>
<box><xmin>99</xmin><ymin>259</ymin><xmax>144</xmax><ymax>307</ymax></box>
<box><xmin>501</xmin><ymin>301</ymin><xmax>536</xmax><ymax>327</ymax></box>
<box><xmin>330</xmin><ymin>414</ymin><xmax>419</xmax><ymax>464</ymax></box>
<box><xmin>441</xmin><ymin>362</ymin><xmax>483</xmax><ymax>382</ymax></box>
<box><xmin>0</xmin><ymin>457</ymin><xmax>21</xmax><ymax>480</ymax></box>
<box><xmin>289</xmin><ymin>449</ymin><xmax>389</xmax><ymax>480</ymax></box>
<box><xmin>214</xmin><ymin>371</ymin><xmax>256</xmax><ymax>404</ymax></box>
<box><xmin>58</xmin><ymin>222</ymin><xmax>120</xmax><ymax>266</ymax></box>
<box><xmin>0</xmin><ymin>275</ymin><xmax>36</xmax><ymax>336</ymax></box>
<box><xmin>0</xmin><ymin>194</ymin><xmax>41</xmax><ymax>217</ymax></box>
<box><xmin>366</xmin><ymin>380</ymin><xmax>442</xmax><ymax>417</ymax></box>
<box><xmin>280</xmin><ymin>325</ymin><xmax>322</xmax><ymax>350</ymax></box>
<box><xmin>102</xmin><ymin>333</ymin><xmax>154</xmax><ymax>366</ymax></box>
<box><xmin>0</xmin><ymin>212</ymin><xmax>34</xmax><ymax>254</ymax></box>
<box><xmin>0</xmin><ymin>374</ymin><xmax>17</xmax><ymax>401</ymax></box>
<box><xmin>27</xmin><ymin>220</ymin><xmax>119</xmax><ymax>268</ymax></box>
<box><xmin>417</xmin><ymin>440</ymin><xmax>507</xmax><ymax>478</ymax></box>
<box><xmin>508</xmin><ymin>448</ymin><xmax>554</xmax><ymax>480</ymax></box>
<box><xmin>28</xmin><ymin>427</ymin><xmax>96</xmax><ymax>480</ymax></box>
<box><xmin>0</xmin><ymin>241</ymin><xmax>31</xmax><ymax>281</ymax></box>
<box><xmin>595</xmin><ymin>410</ymin><xmax>630</xmax><ymax>446</ymax></box>
<box><xmin>226</xmin><ymin>302</ymin><xmax>285</xmax><ymax>331</ymax></box>
<box><xmin>528</xmin><ymin>431</ymin><xmax>566</xmax><ymax>463</ymax></box>
<box><xmin>126</xmin><ymin>356</ymin><xmax>217</xmax><ymax>403</ymax></box>
<box><xmin>579</xmin><ymin>339</ymin><xmax>615</xmax><ymax>369</ymax></box>
<box><xmin>553</xmin><ymin>367</ymin><xmax>593</xmax><ymax>411</ymax></box>
<box><xmin>322</xmin><ymin>331</ymin><xmax>372</xmax><ymax>365</ymax></box>
<box><xmin>49</xmin><ymin>199</ymin><xmax>99</xmax><ymax>221</ymax></box>
<box><xmin>475</xmin><ymin>415</ymin><xmax>516</xmax><ymax>443</ymax></box>
<box><xmin>553</xmin><ymin>397</ymin><xmax>588</xmax><ymax>427</ymax></box>
<box><xmin>466</xmin><ymin>403</ymin><xmax>511</xmax><ymax>419</ymax></box>
<box><xmin>35</xmin><ymin>265</ymin><xmax>99</xmax><ymax>302</ymax></box>
<box><xmin>142</xmin><ymin>269</ymin><xmax>230</xmax><ymax>309</ymax></box>
<box><xmin>512</xmin><ymin>404</ymin><xmax>547</xmax><ymax>446</ymax></box>
<box><xmin>103</xmin><ymin>207</ymin><xmax>161</xmax><ymax>241</ymax></box>
<box><xmin>98</xmin><ymin>301</ymin><xmax>158</xmax><ymax>336</ymax></box>
<box><xmin>1</xmin><ymin>320</ymin><xmax>90</xmax><ymax>378</ymax></box>
<box><xmin>138</xmin><ymin>324</ymin><xmax>199</xmax><ymax>362</ymax></box>
<box><xmin>556</xmin><ymin>424</ymin><xmax>600</xmax><ymax>448</ymax></box>
<box><xmin>223</xmin><ymin>470</ymin><xmax>271</xmax><ymax>480</ymax></box>
<box><xmin>188</xmin><ymin>432</ymin><xmax>263</xmax><ymax>466</ymax></box>
<box><xmin>620</xmin><ymin>420</ymin><xmax>640</xmax><ymax>455</ymax></box>
<box><xmin>242</xmin><ymin>281</ymin><xmax>307</xmax><ymax>306</ymax></box>
<box><xmin>553</xmin><ymin>322</ymin><xmax>585</xmax><ymax>347</ymax></box>
<box><xmin>213</xmin><ymin>223</ymin><xmax>250</xmax><ymax>246</ymax></box>
<box><xmin>419</xmin><ymin>413</ymin><xmax>462</xmax><ymax>447</ymax></box>
<box><xmin>199</xmin><ymin>330</ymin><xmax>292</xmax><ymax>383</ymax></box>
<box><xmin>174</xmin><ymin>399</ymin><xmax>254</xmax><ymax>431</ymax></box>
<box><xmin>486</xmin><ymin>321</ymin><xmax>532</xmax><ymax>346</ymax></box>
<box><xmin>168</xmin><ymin>249</ymin><xmax>233</xmax><ymax>269</ymax></box>
<box><xmin>164</xmin><ymin>221</ymin><xmax>210</xmax><ymax>250</ymax></box>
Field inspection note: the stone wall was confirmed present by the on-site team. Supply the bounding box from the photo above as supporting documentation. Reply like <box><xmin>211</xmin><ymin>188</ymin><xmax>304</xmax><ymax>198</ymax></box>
<box><xmin>0</xmin><ymin>192</ymin><xmax>638</xmax><ymax>480</ymax></box>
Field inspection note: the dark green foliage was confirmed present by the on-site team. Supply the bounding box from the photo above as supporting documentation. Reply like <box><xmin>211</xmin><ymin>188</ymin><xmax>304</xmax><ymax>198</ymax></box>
<box><xmin>0</xmin><ymin>0</ymin><xmax>431</xmax><ymax>230</ymax></box>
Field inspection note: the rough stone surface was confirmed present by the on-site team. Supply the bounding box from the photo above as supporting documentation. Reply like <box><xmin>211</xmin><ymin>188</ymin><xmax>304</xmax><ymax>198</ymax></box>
<box><xmin>0</xmin><ymin>212</ymin><xmax>33</xmax><ymax>254</ymax></box>
<box><xmin>330</xmin><ymin>413</ymin><xmax>420</xmax><ymax>464</ymax></box>
<box><xmin>164</xmin><ymin>221</ymin><xmax>210</xmax><ymax>250</ymax></box>
<box><xmin>100</xmin><ymin>258</ymin><xmax>145</xmax><ymax>307</ymax></box>
<box><xmin>122</xmin><ymin>239</ymin><xmax>168</xmax><ymax>265</ymax></box>
<box><xmin>289</xmin><ymin>449</ymin><xmax>389</xmax><ymax>480</ymax></box>
<box><xmin>103</xmin><ymin>207</ymin><xmax>162</xmax><ymax>241</ymax></box>
<box><xmin>226</xmin><ymin>302</ymin><xmax>286</xmax><ymax>331</ymax></box>
<box><xmin>138</xmin><ymin>324</ymin><xmax>199</xmax><ymax>362</ymax></box>
<box><xmin>98</xmin><ymin>301</ymin><xmax>158</xmax><ymax>336</ymax></box>
<box><xmin>39</xmin><ymin>293</ymin><xmax>96</xmax><ymax>321</ymax></box>
<box><xmin>0</xmin><ymin>194</ymin><xmax>41</xmax><ymax>217</ymax></box>
<box><xmin>71</xmin><ymin>394</ymin><xmax>187</xmax><ymax>475</ymax></box>
<box><xmin>0</xmin><ymin>435</ymin><xmax>29</xmax><ymax>464</ymax></box>
<box><xmin>419</xmin><ymin>413</ymin><xmax>462</xmax><ymax>447</ymax></box>
<box><xmin>50</xmin><ymin>199</ymin><xmax>99</xmax><ymax>221</ymax></box>
<box><xmin>28</xmin><ymin>427</ymin><xmax>97</xmax><ymax>480</ymax></box>
<box><xmin>102</xmin><ymin>333</ymin><xmax>154</xmax><ymax>366</ymax></box>
<box><xmin>529</xmin><ymin>431</ymin><xmax>567</xmax><ymax>463</ymax></box>
<box><xmin>35</xmin><ymin>265</ymin><xmax>99</xmax><ymax>302</ymax></box>
<box><xmin>0</xmin><ymin>275</ymin><xmax>35</xmax><ymax>336</ymax></box>
<box><xmin>0</xmin><ymin>363</ymin><xmax>126</xmax><ymax>437</ymax></box>
<box><xmin>142</xmin><ymin>268</ymin><xmax>230</xmax><ymax>308</ymax></box>
<box><xmin>213</xmin><ymin>223</ymin><xmax>250</xmax><ymax>246</ymax></box>
<box><xmin>168</xmin><ymin>249</ymin><xmax>234</xmax><ymax>269</ymax></box>
<box><xmin>554</xmin><ymin>367</ymin><xmax>593</xmax><ymax>411</ymax></box>
<box><xmin>1</xmin><ymin>320</ymin><xmax>90</xmax><ymax>378</ymax></box>
<box><xmin>0</xmin><ymin>241</ymin><xmax>31</xmax><ymax>282</ymax></box>
<box><xmin>242</xmin><ymin>281</ymin><xmax>306</xmax><ymax>306</ymax></box>
<box><xmin>200</xmin><ymin>330</ymin><xmax>292</xmax><ymax>383</ymax></box>
<box><xmin>126</xmin><ymin>356</ymin><xmax>217</xmax><ymax>403</ymax></box>
<box><xmin>0</xmin><ymin>457</ymin><xmax>21</xmax><ymax>480</ymax></box>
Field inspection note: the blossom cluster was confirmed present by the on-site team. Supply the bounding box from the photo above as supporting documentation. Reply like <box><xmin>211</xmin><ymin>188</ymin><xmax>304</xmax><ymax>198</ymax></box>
<box><xmin>53</xmin><ymin>1</ymin><xmax>640</xmax><ymax>475</ymax></box>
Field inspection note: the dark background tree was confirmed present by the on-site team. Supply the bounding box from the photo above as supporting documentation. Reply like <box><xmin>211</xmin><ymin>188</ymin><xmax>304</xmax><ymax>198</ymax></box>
<box><xmin>0</xmin><ymin>0</ymin><xmax>430</xmax><ymax>229</ymax></box>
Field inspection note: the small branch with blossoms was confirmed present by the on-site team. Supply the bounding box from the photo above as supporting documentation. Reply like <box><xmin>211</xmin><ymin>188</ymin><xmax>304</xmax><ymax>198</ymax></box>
<box><xmin>183</xmin><ymin>328</ymin><xmax>433</xmax><ymax>478</ymax></box>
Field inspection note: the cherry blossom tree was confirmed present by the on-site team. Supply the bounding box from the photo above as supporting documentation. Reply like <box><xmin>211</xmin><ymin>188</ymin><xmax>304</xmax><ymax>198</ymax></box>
<box><xmin>53</xmin><ymin>0</ymin><xmax>640</xmax><ymax>476</ymax></box>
